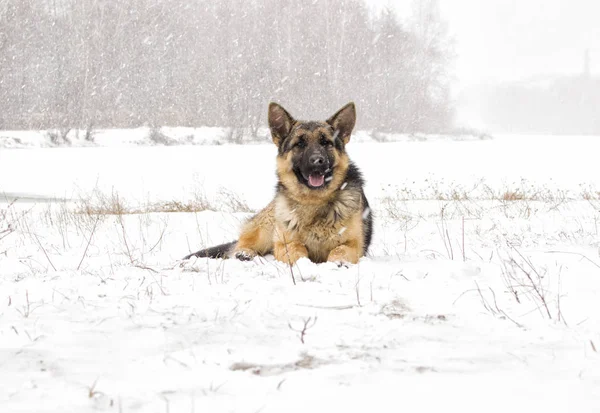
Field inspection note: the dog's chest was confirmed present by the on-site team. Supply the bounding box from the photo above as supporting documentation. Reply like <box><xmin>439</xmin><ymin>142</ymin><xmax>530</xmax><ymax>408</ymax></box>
<box><xmin>276</xmin><ymin>194</ymin><xmax>358</xmax><ymax>245</ymax></box>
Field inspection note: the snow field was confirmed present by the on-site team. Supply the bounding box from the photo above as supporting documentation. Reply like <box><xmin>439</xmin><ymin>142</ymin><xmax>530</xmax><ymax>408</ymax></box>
<box><xmin>1</xmin><ymin>137</ymin><xmax>600</xmax><ymax>412</ymax></box>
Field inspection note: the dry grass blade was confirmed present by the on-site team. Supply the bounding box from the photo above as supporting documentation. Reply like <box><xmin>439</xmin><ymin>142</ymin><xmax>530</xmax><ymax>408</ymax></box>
<box><xmin>508</xmin><ymin>254</ymin><xmax>552</xmax><ymax>320</ymax></box>
<box><xmin>117</xmin><ymin>214</ymin><xmax>135</xmax><ymax>265</ymax></box>
<box><xmin>0</xmin><ymin>199</ymin><xmax>18</xmax><ymax>248</ymax></box>
<box><xmin>77</xmin><ymin>214</ymin><xmax>100</xmax><ymax>270</ymax></box>
<box><xmin>473</xmin><ymin>281</ymin><xmax>523</xmax><ymax>328</ymax></box>
<box><xmin>32</xmin><ymin>233</ymin><xmax>57</xmax><ymax>271</ymax></box>
<box><xmin>545</xmin><ymin>251</ymin><xmax>600</xmax><ymax>271</ymax></box>
<box><xmin>88</xmin><ymin>377</ymin><xmax>104</xmax><ymax>398</ymax></box>
<box><xmin>501</xmin><ymin>191</ymin><xmax>526</xmax><ymax>201</ymax></box>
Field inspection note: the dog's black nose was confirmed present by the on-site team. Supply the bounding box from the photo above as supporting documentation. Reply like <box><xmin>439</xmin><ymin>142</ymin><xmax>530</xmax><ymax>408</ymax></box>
<box><xmin>309</xmin><ymin>154</ymin><xmax>326</xmax><ymax>166</ymax></box>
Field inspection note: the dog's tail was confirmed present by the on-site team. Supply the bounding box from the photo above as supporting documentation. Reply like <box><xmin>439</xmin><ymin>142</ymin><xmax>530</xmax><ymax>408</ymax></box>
<box><xmin>183</xmin><ymin>241</ymin><xmax>237</xmax><ymax>260</ymax></box>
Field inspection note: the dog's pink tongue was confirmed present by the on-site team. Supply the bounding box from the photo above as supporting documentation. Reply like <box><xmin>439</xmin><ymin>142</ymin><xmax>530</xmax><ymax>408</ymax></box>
<box><xmin>309</xmin><ymin>174</ymin><xmax>324</xmax><ymax>187</ymax></box>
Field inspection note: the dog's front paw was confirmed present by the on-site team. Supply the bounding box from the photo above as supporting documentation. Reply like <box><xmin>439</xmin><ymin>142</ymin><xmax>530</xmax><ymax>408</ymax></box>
<box><xmin>273</xmin><ymin>243</ymin><xmax>308</xmax><ymax>266</ymax></box>
<box><xmin>234</xmin><ymin>248</ymin><xmax>257</xmax><ymax>261</ymax></box>
<box><xmin>327</xmin><ymin>246</ymin><xmax>359</xmax><ymax>265</ymax></box>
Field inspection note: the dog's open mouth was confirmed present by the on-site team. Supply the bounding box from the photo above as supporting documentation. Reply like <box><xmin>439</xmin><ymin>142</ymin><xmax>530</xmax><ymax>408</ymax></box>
<box><xmin>300</xmin><ymin>168</ymin><xmax>333</xmax><ymax>189</ymax></box>
<box><xmin>308</xmin><ymin>173</ymin><xmax>325</xmax><ymax>188</ymax></box>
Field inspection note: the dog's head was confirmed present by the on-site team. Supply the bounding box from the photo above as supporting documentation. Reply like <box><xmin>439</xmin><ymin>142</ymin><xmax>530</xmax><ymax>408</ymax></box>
<box><xmin>270</xmin><ymin>102</ymin><xmax>356</xmax><ymax>200</ymax></box>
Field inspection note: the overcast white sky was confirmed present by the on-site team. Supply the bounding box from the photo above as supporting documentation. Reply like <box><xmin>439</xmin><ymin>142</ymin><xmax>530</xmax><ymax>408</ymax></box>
<box><xmin>369</xmin><ymin>0</ymin><xmax>600</xmax><ymax>89</ymax></box>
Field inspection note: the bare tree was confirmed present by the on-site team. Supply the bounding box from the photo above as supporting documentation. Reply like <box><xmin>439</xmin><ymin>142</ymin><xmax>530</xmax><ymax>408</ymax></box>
<box><xmin>0</xmin><ymin>0</ymin><xmax>455</xmax><ymax>133</ymax></box>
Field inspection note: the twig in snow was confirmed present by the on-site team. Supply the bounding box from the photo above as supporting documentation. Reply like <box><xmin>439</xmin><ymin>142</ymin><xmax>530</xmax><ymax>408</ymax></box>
<box><xmin>288</xmin><ymin>316</ymin><xmax>318</xmax><ymax>344</ymax></box>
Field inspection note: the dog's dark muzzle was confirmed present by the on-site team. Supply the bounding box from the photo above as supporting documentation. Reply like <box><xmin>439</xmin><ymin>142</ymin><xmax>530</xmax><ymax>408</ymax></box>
<box><xmin>301</xmin><ymin>151</ymin><xmax>332</xmax><ymax>188</ymax></box>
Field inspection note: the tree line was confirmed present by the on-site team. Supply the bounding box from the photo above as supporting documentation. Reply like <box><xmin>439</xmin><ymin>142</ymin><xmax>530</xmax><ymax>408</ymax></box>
<box><xmin>0</xmin><ymin>0</ymin><xmax>454</xmax><ymax>133</ymax></box>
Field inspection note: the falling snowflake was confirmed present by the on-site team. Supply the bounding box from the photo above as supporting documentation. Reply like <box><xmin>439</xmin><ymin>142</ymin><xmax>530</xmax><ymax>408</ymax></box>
<box><xmin>362</xmin><ymin>207</ymin><xmax>371</xmax><ymax>220</ymax></box>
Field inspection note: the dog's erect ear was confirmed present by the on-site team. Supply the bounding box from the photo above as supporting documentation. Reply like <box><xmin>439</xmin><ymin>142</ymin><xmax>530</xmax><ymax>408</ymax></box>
<box><xmin>269</xmin><ymin>102</ymin><xmax>295</xmax><ymax>147</ymax></box>
<box><xmin>326</xmin><ymin>102</ymin><xmax>356</xmax><ymax>145</ymax></box>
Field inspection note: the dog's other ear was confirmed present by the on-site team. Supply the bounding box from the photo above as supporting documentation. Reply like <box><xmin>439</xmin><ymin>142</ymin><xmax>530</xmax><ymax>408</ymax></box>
<box><xmin>327</xmin><ymin>102</ymin><xmax>356</xmax><ymax>145</ymax></box>
<box><xmin>269</xmin><ymin>102</ymin><xmax>295</xmax><ymax>147</ymax></box>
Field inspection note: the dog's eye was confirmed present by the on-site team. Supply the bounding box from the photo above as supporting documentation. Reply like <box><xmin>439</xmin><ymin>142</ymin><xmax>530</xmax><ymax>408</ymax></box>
<box><xmin>320</xmin><ymin>136</ymin><xmax>332</xmax><ymax>147</ymax></box>
<box><xmin>295</xmin><ymin>138</ymin><xmax>306</xmax><ymax>149</ymax></box>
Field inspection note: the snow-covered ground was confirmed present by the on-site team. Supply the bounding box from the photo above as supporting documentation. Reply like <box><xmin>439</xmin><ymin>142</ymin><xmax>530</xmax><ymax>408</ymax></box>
<box><xmin>1</xmin><ymin>134</ymin><xmax>600</xmax><ymax>412</ymax></box>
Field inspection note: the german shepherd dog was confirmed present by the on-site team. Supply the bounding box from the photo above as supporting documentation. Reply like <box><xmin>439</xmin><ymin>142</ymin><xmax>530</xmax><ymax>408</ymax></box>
<box><xmin>184</xmin><ymin>102</ymin><xmax>372</xmax><ymax>265</ymax></box>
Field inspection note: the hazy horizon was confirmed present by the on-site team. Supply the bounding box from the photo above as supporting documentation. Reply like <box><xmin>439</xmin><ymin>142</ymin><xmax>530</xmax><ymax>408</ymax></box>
<box><xmin>371</xmin><ymin>0</ymin><xmax>600</xmax><ymax>86</ymax></box>
<box><xmin>370</xmin><ymin>0</ymin><xmax>600</xmax><ymax>131</ymax></box>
